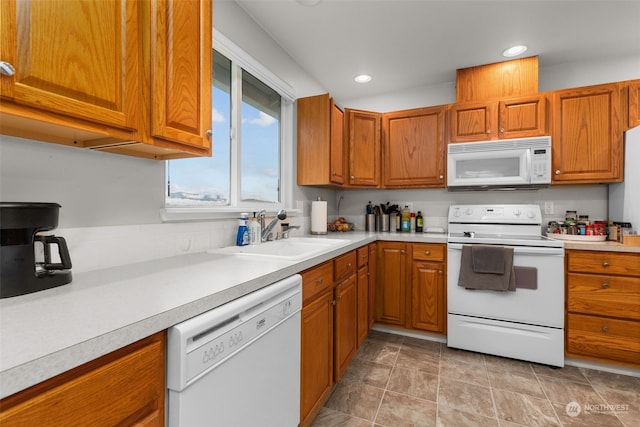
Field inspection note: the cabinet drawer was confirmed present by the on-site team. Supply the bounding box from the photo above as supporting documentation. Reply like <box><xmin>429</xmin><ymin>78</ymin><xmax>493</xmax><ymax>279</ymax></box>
<box><xmin>357</xmin><ymin>246</ymin><xmax>369</xmax><ymax>268</ymax></box>
<box><xmin>567</xmin><ymin>313</ymin><xmax>640</xmax><ymax>366</ymax></box>
<box><xmin>301</xmin><ymin>261</ymin><xmax>334</xmax><ymax>304</ymax></box>
<box><xmin>334</xmin><ymin>251</ymin><xmax>357</xmax><ymax>282</ymax></box>
<box><xmin>412</xmin><ymin>243</ymin><xmax>445</xmax><ymax>261</ymax></box>
<box><xmin>567</xmin><ymin>251</ymin><xmax>640</xmax><ymax>276</ymax></box>
<box><xmin>567</xmin><ymin>273</ymin><xmax>640</xmax><ymax>320</ymax></box>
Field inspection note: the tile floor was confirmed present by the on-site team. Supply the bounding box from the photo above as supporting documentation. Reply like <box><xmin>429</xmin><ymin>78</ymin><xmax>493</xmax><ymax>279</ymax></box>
<box><xmin>310</xmin><ymin>331</ymin><xmax>640</xmax><ymax>427</ymax></box>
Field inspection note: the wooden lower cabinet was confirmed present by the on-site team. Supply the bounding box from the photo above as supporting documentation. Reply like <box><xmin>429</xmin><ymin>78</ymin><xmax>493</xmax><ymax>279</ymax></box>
<box><xmin>565</xmin><ymin>250</ymin><xmax>640</xmax><ymax>367</ymax></box>
<box><xmin>376</xmin><ymin>241</ymin><xmax>408</xmax><ymax>325</ymax></box>
<box><xmin>411</xmin><ymin>260</ymin><xmax>445</xmax><ymax>333</ymax></box>
<box><xmin>376</xmin><ymin>241</ymin><xmax>447</xmax><ymax>335</ymax></box>
<box><xmin>334</xmin><ymin>273</ymin><xmax>358</xmax><ymax>381</ymax></box>
<box><xmin>368</xmin><ymin>243</ymin><xmax>377</xmax><ymax>329</ymax></box>
<box><xmin>300</xmin><ymin>247</ymin><xmax>370</xmax><ymax>427</ymax></box>
<box><xmin>0</xmin><ymin>332</ymin><xmax>166</xmax><ymax>426</ymax></box>
<box><xmin>300</xmin><ymin>289</ymin><xmax>334</xmax><ymax>426</ymax></box>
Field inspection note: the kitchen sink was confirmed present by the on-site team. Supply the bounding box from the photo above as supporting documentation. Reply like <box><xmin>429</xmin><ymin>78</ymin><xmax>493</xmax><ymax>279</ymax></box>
<box><xmin>208</xmin><ymin>237</ymin><xmax>351</xmax><ymax>261</ymax></box>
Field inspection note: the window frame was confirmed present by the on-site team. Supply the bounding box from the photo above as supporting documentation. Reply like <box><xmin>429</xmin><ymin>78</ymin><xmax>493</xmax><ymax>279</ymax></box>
<box><xmin>162</xmin><ymin>30</ymin><xmax>296</xmax><ymax>221</ymax></box>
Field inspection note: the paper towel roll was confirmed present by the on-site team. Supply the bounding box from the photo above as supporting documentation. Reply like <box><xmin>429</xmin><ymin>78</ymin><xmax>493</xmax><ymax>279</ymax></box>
<box><xmin>311</xmin><ymin>201</ymin><xmax>327</xmax><ymax>234</ymax></box>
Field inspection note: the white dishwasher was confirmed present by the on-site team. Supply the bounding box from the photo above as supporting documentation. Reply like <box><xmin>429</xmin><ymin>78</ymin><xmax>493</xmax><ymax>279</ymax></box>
<box><xmin>167</xmin><ymin>274</ymin><xmax>302</xmax><ymax>427</ymax></box>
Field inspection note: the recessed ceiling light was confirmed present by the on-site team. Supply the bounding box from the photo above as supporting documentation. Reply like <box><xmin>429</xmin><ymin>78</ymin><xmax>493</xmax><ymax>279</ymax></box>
<box><xmin>296</xmin><ymin>0</ymin><xmax>322</xmax><ymax>6</ymax></box>
<box><xmin>502</xmin><ymin>45</ymin><xmax>528</xmax><ymax>58</ymax></box>
<box><xmin>354</xmin><ymin>74</ymin><xmax>372</xmax><ymax>84</ymax></box>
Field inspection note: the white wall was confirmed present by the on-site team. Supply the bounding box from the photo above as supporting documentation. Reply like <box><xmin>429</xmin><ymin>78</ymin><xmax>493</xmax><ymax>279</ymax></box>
<box><xmin>0</xmin><ymin>1</ymin><xmax>640</xmax><ymax>249</ymax></box>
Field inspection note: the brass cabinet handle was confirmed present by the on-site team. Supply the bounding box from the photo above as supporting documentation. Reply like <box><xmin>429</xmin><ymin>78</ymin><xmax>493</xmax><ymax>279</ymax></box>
<box><xmin>555</xmin><ymin>170</ymin><xmax>561</xmax><ymax>175</ymax></box>
<box><xmin>486</xmin><ymin>129</ymin><xmax>491</xmax><ymax>134</ymax></box>
<box><xmin>603</xmin><ymin>262</ymin><xmax>610</xmax><ymax>268</ymax></box>
<box><xmin>438</xmin><ymin>271</ymin><xmax>443</xmax><ymax>275</ymax></box>
<box><xmin>347</xmin><ymin>262</ymin><xmax>352</xmax><ymax>269</ymax></box>
<box><xmin>602</xmin><ymin>283</ymin><xmax>609</xmax><ymax>289</ymax></box>
<box><xmin>316</xmin><ymin>278</ymin><xmax>323</xmax><ymax>285</ymax></box>
<box><xmin>424</xmin><ymin>250</ymin><xmax>430</xmax><ymax>255</ymax></box>
<box><xmin>400</xmin><ymin>250</ymin><xmax>405</xmax><ymax>254</ymax></box>
<box><xmin>602</xmin><ymin>326</ymin><xmax>609</xmax><ymax>333</ymax></box>
<box><xmin>337</xmin><ymin>295</ymin><xmax>343</xmax><ymax>301</ymax></box>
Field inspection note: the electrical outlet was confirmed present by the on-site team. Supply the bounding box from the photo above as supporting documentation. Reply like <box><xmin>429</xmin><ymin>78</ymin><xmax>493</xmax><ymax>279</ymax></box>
<box><xmin>544</xmin><ymin>202</ymin><xmax>554</xmax><ymax>215</ymax></box>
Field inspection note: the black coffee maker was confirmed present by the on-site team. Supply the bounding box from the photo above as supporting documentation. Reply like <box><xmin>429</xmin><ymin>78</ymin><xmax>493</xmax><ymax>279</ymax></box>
<box><xmin>0</xmin><ymin>202</ymin><xmax>72</xmax><ymax>298</ymax></box>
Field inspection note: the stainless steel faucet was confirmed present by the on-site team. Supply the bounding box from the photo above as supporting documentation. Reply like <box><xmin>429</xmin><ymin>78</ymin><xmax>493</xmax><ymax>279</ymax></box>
<box><xmin>261</xmin><ymin>209</ymin><xmax>287</xmax><ymax>242</ymax></box>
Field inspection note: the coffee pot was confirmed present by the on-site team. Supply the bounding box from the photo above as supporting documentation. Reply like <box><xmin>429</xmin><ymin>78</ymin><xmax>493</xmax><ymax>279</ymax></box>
<box><xmin>0</xmin><ymin>202</ymin><xmax>72</xmax><ymax>298</ymax></box>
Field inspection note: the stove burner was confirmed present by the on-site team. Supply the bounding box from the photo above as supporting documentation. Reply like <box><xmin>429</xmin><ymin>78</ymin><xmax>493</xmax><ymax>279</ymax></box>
<box><xmin>463</xmin><ymin>231</ymin><xmax>475</xmax><ymax>238</ymax></box>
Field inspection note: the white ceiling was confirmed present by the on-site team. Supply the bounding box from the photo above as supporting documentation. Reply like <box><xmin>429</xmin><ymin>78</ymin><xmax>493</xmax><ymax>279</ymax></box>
<box><xmin>235</xmin><ymin>0</ymin><xmax>640</xmax><ymax>101</ymax></box>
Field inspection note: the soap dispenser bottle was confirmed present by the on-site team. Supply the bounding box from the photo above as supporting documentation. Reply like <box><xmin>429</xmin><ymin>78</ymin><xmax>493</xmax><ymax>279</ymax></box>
<box><xmin>248</xmin><ymin>212</ymin><xmax>261</xmax><ymax>245</ymax></box>
<box><xmin>236</xmin><ymin>213</ymin><xmax>249</xmax><ymax>246</ymax></box>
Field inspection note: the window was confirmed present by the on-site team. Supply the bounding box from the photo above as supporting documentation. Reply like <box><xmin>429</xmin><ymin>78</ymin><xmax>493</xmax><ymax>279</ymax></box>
<box><xmin>165</xmin><ymin>31</ymin><xmax>294</xmax><ymax>216</ymax></box>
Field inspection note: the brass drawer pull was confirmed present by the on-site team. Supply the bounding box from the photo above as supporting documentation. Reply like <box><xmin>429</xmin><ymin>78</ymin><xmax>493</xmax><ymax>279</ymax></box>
<box><xmin>424</xmin><ymin>251</ymin><xmax>430</xmax><ymax>255</ymax></box>
<box><xmin>602</xmin><ymin>326</ymin><xmax>609</xmax><ymax>333</ymax></box>
<box><xmin>602</xmin><ymin>262</ymin><xmax>610</xmax><ymax>268</ymax></box>
<box><xmin>316</xmin><ymin>278</ymin><xmax>323</xmax><ymax>285</ymax></box>
<box><xmin>602</xmin><ymin>283</ymin><xmax>609</xmax><ymax>289</ymax></box>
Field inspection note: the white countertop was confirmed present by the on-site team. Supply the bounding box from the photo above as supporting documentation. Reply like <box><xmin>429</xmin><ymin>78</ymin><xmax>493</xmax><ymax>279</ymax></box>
<box><xmin>0</xmin><ymin>231</ymin><xmax>446</xmax><ymax>399</ymax></box>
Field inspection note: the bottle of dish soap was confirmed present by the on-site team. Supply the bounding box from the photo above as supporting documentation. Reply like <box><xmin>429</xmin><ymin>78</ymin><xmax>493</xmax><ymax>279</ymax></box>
<box><xmin>248</xmin><ymin>212</ymin><xmax>261</xmax><ymax>245</ymax></box>
<box><xmin>401</xmin><ymin>205</ymin><xmax>411</xmax><ymax>232</ymax></box>
<box><xmin>236</xmin><ymin>213</ymin><xmax>249</xmax><ymax>246</ymax></box>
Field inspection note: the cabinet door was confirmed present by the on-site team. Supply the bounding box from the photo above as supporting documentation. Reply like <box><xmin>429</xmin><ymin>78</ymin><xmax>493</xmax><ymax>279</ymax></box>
<box><xmin>0</xmin><ymin>0</ymin><xmax>140</xmax><ymax>131</ymax></box>
<box><xmin>551</xmin><ymin>83</ymin><xmax>622</xmax><ymax>184</ymax></box>
<box><xmin>368</xmin><ymin>243</ymin><xmax>377</xmax><ymax>329</ymax></box>
<box><xmin>411</xmin><ymin>261</ymin><xmax>445</xmax><ymax>333</ymax></box>
<box><xmin>346</xmin><ymin>109</ymin><xmax>381</xmax><ymax>186</ymax></box>
<box><xmin>448</xmin><ymin>101</ymin><xmax>496</xmax><ymax>142</ymax></box>
<box><xmin>150</xmin><ymin>0</ymin><xmax>212</xmax><ymax>151</ymax></box>
<box><xmin>300</xmin><ymin>291</ymin><xmax>334</xmax><ymax>426</ymax></box>
<box><xmin>330</xmin><ymin>100</ymin><xmax>345</xmax><ymax>184</ymax></box>
<box><xmin>0</xmin><ymin>332</ymin><xmax>165</xmax><ymax>426</ymax></box>
<box><xmin>383</xmin><ymin>106</ymin><xmax>446</xmax><ymax>187</ymax></box>
<box><xmin>627</xmin><ymin>80</ymin><xmax>640</xmax><ymax>129</ymax></box>
<box><xmin>357</xmin><ymin>266</ymin><xmax>369</xmax><ymax>347</ymax></box>
<box><xmin>334</xmin><ymin>274</ymin><xmax>357</xmax><ymax>381</ymax></box>
<box><xmin>297</xmin><ymin>94</ymin><xmax>331</xmax><ymax>185</ymax></box>
<box><xmin>498</xmin><ymin>94</ymin><xmax>547</xmax><ymax>139</ymax></box>
<box><xmin>375</xmin><ymin>242</ymin><xmax>407</xmax><ymax>326</ymax></box>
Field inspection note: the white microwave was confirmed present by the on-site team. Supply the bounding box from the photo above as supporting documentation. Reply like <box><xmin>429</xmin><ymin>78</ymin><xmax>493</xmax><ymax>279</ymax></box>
<box><xmin>447</xmin><ymin>136</ymin><xmax>551</xmax><ymax>190</ymax></box>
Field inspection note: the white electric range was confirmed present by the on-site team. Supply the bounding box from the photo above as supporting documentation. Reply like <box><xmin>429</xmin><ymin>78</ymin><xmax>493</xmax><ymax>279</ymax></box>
<box><xmin>447</xmin><ymin>204</ymin><xmax>565</xmax><ymax>367</ymax></box>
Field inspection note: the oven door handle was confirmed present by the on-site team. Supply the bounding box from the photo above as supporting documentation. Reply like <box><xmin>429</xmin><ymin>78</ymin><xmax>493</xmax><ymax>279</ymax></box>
<box><xmin>447</xmin><ymin>243</ymin><xmax>563</xmax><ymax>256</ymax></box>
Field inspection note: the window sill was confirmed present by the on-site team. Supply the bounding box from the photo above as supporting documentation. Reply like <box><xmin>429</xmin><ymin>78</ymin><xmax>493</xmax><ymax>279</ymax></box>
<box><xmin>160</xmin><ymin>207</ymin><xmax>302</xmax><ymax>222</ymax></box>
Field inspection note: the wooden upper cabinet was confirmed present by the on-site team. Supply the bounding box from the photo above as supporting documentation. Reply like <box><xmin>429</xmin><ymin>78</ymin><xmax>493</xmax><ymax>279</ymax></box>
<box><xmin>456</xmin><ymin>56</ymin><xmax>539</xmax><ymax>103</ymax></box>
<box><xmin>448</xmin><ymin>101</ymin><xmax>496</xmax><ymax>142</ymax></box>
<box><xmin>0</xmin><ymin>0</ymin><xmax>140</xmax><ymax>132</ymax></box>
<box><xmin>149</xmin><ymin>0</ymin><xmax>212</xmax><ymax>152</ymax></box>
<box><xmin>551</xmin><ymin>83</ymin><xmax>623</xmax><ymax>184</ymax></box>
<box><xmin>382</xmin><ymin>105</ymin><xmax>446</xmax><ymax>188</ymax></box>
<box><xmin>0</xmin><ymin>0</ymin><xmax>212</xmax><ymax>160</ymax></box>
<box><xmin>498</xmin><ymin>94</ymin><xmax>547</xmax><ymax>139</ymax></box>
<box><xmin>449</xmin><ymin>94</ymin><xmax>547</xmax><ymax>142</ymax></box>
<box><xmin>624</xmin><ymin>80</ymin><xmax>640</xmax><ymax>129</ymax></box>
<box><xmin>345</xmin><ymin>108</ymin><xmax>381</xmax><ymax>187</ymax></box>
<box><xmin>297</xmin><ymin>94</ymin><xmax>345</xmax><ymax>186</ymax></box>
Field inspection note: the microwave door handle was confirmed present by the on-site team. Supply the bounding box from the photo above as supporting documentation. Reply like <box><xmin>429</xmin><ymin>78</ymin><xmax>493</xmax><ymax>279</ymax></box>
<box><xmin>525</xmin><ymin>149</ymin><xmax>532</xmax><ymax>183</ymax></box>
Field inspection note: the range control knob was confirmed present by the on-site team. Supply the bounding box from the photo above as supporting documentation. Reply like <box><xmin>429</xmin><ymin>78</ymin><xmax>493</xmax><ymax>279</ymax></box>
<box><xmin>527</xmin><ymin>211</ymin><xmax>536</xmax><ymax>219</ymax></box>
<box><xmin>513</xmin><ymin>209</ymin><xmax>522</xmax><ymax>216</ymax></box>
<box><xmin>465</xmin><ymin>208</ymin><xmax>473</xmax><ymax>216</ymax></box>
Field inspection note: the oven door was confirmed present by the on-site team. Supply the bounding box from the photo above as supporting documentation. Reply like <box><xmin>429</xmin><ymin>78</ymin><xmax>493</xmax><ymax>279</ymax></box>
<box><xmin>447</xmin><ymin>146</ymin><xmax>531</xmax><ymax>188</ymax></box>
<box><xmin>447</xmin><ymin>243</ymin><xmax>564</xmax><ymax>328</ymax></box>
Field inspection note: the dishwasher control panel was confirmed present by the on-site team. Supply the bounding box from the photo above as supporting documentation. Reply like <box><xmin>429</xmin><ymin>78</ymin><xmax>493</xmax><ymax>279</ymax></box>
<box><xmin>167</xmin><ymin>275</ymin><xmax>302</xmax><ymax>392</ymax></box>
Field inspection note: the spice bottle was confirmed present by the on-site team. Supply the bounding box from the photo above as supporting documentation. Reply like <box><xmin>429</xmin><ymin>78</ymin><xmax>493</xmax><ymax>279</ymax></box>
<box><xmin>410</xmin><ymin>212</ymin><xmax>416</xmax><ymax>232</ymax></box>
